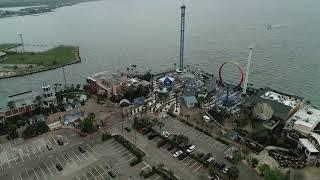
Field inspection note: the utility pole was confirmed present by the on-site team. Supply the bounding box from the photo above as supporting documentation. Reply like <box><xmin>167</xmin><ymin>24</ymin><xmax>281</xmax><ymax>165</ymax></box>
<box><xmin>19</xmin><ymin>34</ymin><xmax>25</xmax><ymax>64</ymax></box>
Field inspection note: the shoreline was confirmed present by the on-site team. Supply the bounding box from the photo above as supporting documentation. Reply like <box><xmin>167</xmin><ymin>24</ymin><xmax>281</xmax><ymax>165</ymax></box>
<box><xmin>0</xmin><ymin>46</ymin><xmax>81</xmax><ymax>79</ymax></box>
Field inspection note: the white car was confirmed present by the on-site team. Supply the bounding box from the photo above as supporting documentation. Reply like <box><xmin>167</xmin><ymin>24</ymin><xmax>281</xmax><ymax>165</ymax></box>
<box><xmin>173</xmin><ymin>150</ymin><xmax>183</xmax><ymax>158</ymax></box>
<box><xmin>222</xmin><ymin>167</ymin><xmax>229</xmax><ymax>174</ymax></box>
<box><xmin>161</xmin><ymin>131</ymin><xmax>171</xmax><ymax>138</ymax></box>
<box><xmin>186</xmin><ymin>145</ymin><xmax>196</xmax><ymax>153</ymax></box>
<box><xmin>161</xmin><ymin>114</ymin><xmax>169</xmax><ymax>119</ymax></box>
<box><xmin>207</xmin><ymin>156</ymin><xmax>215</xmax><ymax>163</ymax></box>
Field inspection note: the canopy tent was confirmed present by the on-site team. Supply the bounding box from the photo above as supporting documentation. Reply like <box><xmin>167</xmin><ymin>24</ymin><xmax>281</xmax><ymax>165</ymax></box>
<box><xmin>159</xmin><ymin>75</ymin><xmax>174</xmax><ymax>86</ymax></box>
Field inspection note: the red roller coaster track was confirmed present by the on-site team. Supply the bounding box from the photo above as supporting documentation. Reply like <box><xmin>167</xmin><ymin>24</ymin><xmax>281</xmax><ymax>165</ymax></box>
<box><xmin>218</xmin><ymin>61</ymin><xmax>244</xmax><ymax>90</ymax></box>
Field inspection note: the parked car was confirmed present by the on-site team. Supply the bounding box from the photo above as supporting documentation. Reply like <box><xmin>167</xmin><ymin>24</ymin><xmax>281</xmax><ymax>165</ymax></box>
<box><xmin>173</xmin><ymin>150</ymin><xmax>183</xmax><ymax>158</ymax></box>
<box><xmin>56</xmin><ymin>163</ymin><xmax>63</xmax><ymax>171</ymax></box>
<box><xmin>167</xmin><ymin>145</ymin><xmax>175</xmax><ymax>151</ymax></box>
<box><xmin>203</xmin><ymin>154</ymin><xmax>211</xmax><ymax>161</ymax></box>
<box><xmin>79</xmin><ymin>146</ymin><xmax>86</xmax><ymax>153</ymax></box>
<box><xmin>142</xmin><ymin>128</ymin><xmax>152</xmax><ymax>135</ymax></box>
<box><xmin>124</xmin><ymin>127</ymin><xmax>131</xmax><ymax>132</ymax></box>
<box><xmin>57</xmin><ymin>139</ymin><xmax>64</xmax><ymax>146</ymax></box>
<box><xmin>222</xmin><ymin>167</ymin><xmax>230</xmax><ymax>174</ymax></box>
<box><xmin>138</xmin><ymin>128</ymin><xmax>146</xmax><ymax>133</ymax></box>
<box><xmin>108</xmin><ymin>170</ymin><xmax>117</xmax><ymax>178</ymax></box>
<box><xmin>208</xmin><ymin>173</ymin><xmax>220</xmax><ymax>180</ymax></box>
<box><xmin>186</xmin><ymin>145</ymin><xmax>196</xmax><ymax>153</ymax></box>
<box><xmin>207</xmin><ymin>156</ymin><xmax>215</xmax><ymax>163</ymax></box>
<box><xmin>148</xmin><ymin>133</ymin><xmax>158</xmax><ymax>140</ymax></box>
<box><xmin>46</xmin><ymin>145</ymin><xmax>52</xmax><ymax>151</ymax></box>
<box><xmin>225</xmin><ymin>155</ymin><xmax>235</xmax><ymax>163</ymax></box>
<box><xmin>218</xmin><ymin>163</ymin><xmax>226</xmax><ymax>170</ymax></box>
<box><xmin>161</xmin><ymin>131</ymin><xmax>171</xmax><ymax>138</ymax></box>
<box><xmin>178</xmin><ymin>153</ymin><xmax>187</xmax><ymax>160</ymax></box>
<box><xmin>197</xmin><ymin>153</ymin><xmax>204</xmax><ymax>159</ymax></box>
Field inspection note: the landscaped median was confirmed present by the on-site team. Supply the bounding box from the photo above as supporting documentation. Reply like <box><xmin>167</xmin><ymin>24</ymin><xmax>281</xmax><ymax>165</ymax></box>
<box><xmin>140</xmin><ymin>164</ymin><xmax>180</xmax><ymax>180</ymax></box>
<box><xmin>102</xmin><ymin>132</ymin><xmax>146</xmax><ymax>166</ymax></box>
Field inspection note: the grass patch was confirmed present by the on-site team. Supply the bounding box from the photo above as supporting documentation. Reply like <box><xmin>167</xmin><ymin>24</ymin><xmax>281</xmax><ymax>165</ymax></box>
<box><xmin>0</xmin><ymin>43</ymin><xmax>19</xmax><ymax>51</ymax></box>
<box><xmin>1</xmin><ymin>45</ymin><xmax>79</xmax><ymax>66</ymax></box>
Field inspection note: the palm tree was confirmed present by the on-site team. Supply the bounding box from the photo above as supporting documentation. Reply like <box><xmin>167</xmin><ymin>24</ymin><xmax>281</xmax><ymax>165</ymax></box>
<box><xmin>186</xmin><ymin>114</ymin><xmax>190</xmax><ymax>123</ymax></box>
<box><xmin>152</xmin><ymin>118</ymin><xmax>164</xmax><ymax>131</ymax></box>
<box><xmin>54</xmin><ymin>83</ymin><xmax>58</xmax><ymax>92</ymax></box>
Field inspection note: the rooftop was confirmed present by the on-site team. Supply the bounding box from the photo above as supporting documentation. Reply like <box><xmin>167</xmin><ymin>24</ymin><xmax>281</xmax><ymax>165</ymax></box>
<box><xmin>261</xmin><ymin>91</ymin><xmax>301</xmax><ymax>108</ymax></box>
<box><xmin>299</xmin><ymin>138</ymin><xmax>319</xmax><ymax>153</ymax></box>
<box><xmin>245</xmin><ymin>88</ymin><xmax>302</xmax><ymax>120</ymax></box>
<box><xmin>291</xmin><ymin>107</ymin><xmax>320</xmax><ymax>129</ymax></box>
<box><xmin>0</xmin><ymin>91</ymin><xmax>39</xmax><ymax>110</ymax></box>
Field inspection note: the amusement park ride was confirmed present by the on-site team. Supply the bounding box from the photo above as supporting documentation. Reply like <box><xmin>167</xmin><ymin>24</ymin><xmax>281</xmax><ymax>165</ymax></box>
<box><xmin>217</xmin><ymin>47</ymin><xmax>254</xmax><ymax>106</ymax></box>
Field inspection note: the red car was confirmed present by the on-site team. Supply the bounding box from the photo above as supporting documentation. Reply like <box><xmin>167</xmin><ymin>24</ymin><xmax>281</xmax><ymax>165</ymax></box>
<box><xmin>138</xmin><ymin>128</ymin><xmax>146</xmax><ymax>133</ymax></box>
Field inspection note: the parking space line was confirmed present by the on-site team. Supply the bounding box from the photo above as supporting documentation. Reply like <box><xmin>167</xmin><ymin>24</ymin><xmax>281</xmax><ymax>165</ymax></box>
<box><xmin>6</xmin><ymin>151</ymin><xmax>11</xmax><ymax>168</ymax></box>
<box><xmin>39</xmin><ymin>166</ymin><xmax>47</xmax><ymax>180</ymax></box>
<box><xmin>121</xmin><ymin>153</ymin><xmax>134</xmax><ymax>161</ymax></box>
<box><xmin>24</xmin><ymin>146</ymin><xmax>32</xmax><ymax>160</ymax></box>
<box><xmin>71</xmin><ymin>151</ymin><xmax>81</xmax><ymax>161</ymax></box>
<box><xmin>86</xmin><ymin>151</ymin><xmax>97</xmax><ymax>161</ymax></box>
<box><xmin>192</xmin><ymin>165</ymin><xmax>202</xmax><ymax>173</ymax></box>
<box><xmin>126</xmin><ymin>156</ymin><xmax>135</xmax><ymax>162</ymax></box>
<box><xmin>19</xmin><ymin>172</ymin><xmax>23</xmax><ymax>180</ymax></box>
<box><xmin>221</xmin><ymin>146</ymin><xmax>229</xmax><ymax>152</ymax></box>
<box><xmin>184</xmin><ymin>159</ymin><xmax>193</xmax><ymax>165</ymax></box>
<box><xmin>19</xmin><ymin>149</ymin><xmax>24</xmax><ymax>162</ymax></box>
<box><xmin>79</xmin><ymin>152</ymin><xmax>88</xmax><ymax>160</ymax></box>
<box><xmin>88</xmin><ymin>170</ymin><xmax>96</xmax><ymax>180</ymax></box>
<box><xmin>50</xmin><ymin>159</ymin><xmax>59</xmax><ymax>174</ymax></box>
<box><xmin>189</xmin><ymin>161</ymin><xmax>198</xmax><ymax>168</ymax></box>
<box><xmin>120</xmin><ymin>151</ymin><xmax>130</xmax><ymax>157</ymax></box>
<box><xmin>32</xmin><ymin>168</ymin><xmax>40</xmax><ymax>180</ymax></box>
<box><xmin>114</xmin><ymin>145</ymin><xmax>125</xmax><ymax>151</ymax></box>
<box><xmin>117</xmin><ymin>147</ymin><xmax>127</xmax><ymax>153</ymax></box>
<box><xmin>67</xmin><ymin>152</ymin><xmax>77</xmax><ymax>163</ymax></box>
<box><xmin>153</xmin><ymin>175</ymin><xmax>161</xmax><ymax>180</ymax></box>
<box><xmin>112</xmin><ymin>144</ymin><xmax>123</xmax><ymax>150</ymax></box>
<box><xmin>25</xmin><ymin>170</ymin><xmax>30</xmax><ymax>178</ymax></box>
<box><xmin>44</xmin><ymin>161</ymin><xmax>53</xmax><ymax>176</ymax></box>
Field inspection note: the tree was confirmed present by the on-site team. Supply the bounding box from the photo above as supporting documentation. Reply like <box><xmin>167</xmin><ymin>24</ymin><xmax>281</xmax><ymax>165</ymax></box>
<box><xmin>258</xmin><ymin>164</ymin><xmax>285</xmax><ymax>180</ymax></box>
<box><xmin>253</xmin><ymin>103</ymin><xmax>273</xmax><ymax>120</ymax></box>
<box><xmin>251</xmin><ymin>158</ymin><xmax>259</xmax><ymax>168</ymax></box>
<box><xmin>7</xmin><ymin>128</ymin><xmax>18</xmax><ymax>140</ymax></box>
<box><xmin>186</xmin><ymin>114</ymin><xmax>190</xmax><ymax>122</ymax></box>
<box><xmin>227</xmin><ymin>166</ymin><xmax>239</xmax><ymax>180</ymax></box>
<box><xmin>76</xmin><ymin>84</ymin><xmax>81</xmax><ymax>90</ymax></box>
<box><xmin>7</xmin><ymin>101</ymin><xmax>15</xmax><ymax>109</ymax></box>
<box><xmin>80</xmin><ymin>117</ymin><xmax>95</xmax><ymax>133</ymax></box>
<box><xmin>233</xmin><ymin>151</ymin><xmax>243</xmax><ymax>163</ymax></box>
<box><xmin>88</xmin><ymin>112</ymin><xmax>95</xmax><ymax>120</ymax></box>
<box><xmin>197</xmin><ymin>96</ymin><xmax>205</xmax><ymax>109</ymax></box>
<box><xmin>151</xmin><ymin>118</ymin><xmax>164</xmax><ymax>131</ymax></box>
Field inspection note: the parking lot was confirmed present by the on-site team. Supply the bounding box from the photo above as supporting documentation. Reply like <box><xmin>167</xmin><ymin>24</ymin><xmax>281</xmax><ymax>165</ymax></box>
<box><xmin>160</xmin><ymin>117</ymin><xmax>232</xmax><ymax>161</ymax></box>
<box><xmin>0</xmin><ymin>129</ymin><xmax>150</xmax><ymax>180</ymax></box>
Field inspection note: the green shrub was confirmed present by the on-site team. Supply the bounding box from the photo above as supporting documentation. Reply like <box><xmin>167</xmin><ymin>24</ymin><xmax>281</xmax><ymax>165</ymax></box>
<box><xmin>113</xmin><ymin>135</ymin><xmax>145</xmax><ymax>158</ymax></box>
<box><xmin>102</xmin><ymin>132</ymin><xmax>112</xmax><ymax>141</ymax></box>
<box><xmin>130</xmin><ymin>157</ymin><xmax>142</xmax><ymax>166</ymax></box>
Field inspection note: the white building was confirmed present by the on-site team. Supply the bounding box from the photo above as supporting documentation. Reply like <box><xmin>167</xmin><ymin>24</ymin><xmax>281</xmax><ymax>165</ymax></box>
<box><xmin>41</xmin><ymin>83</ymin><xmax>57</xmax><ymax>108</ymax></box>
<box><xmin>286</xmin><ymin>107</ymin><xmax>320</xmax><ymax>136</ymax></box>
<box><xmin>298</xmin><ymin>138</ymin><xmax>319</xmax><ymax>161</ymax></box>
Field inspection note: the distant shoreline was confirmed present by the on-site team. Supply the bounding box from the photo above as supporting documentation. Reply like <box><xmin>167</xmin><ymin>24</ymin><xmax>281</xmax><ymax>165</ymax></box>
<box><xmin>0</xmin><ymin>0</ymin><xmax>97</xmax><ymax>19</ymax></box>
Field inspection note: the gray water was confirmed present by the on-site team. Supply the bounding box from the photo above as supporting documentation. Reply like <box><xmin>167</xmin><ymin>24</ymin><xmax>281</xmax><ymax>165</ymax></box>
<box><xmin>0</xmin><ymin>0</ymin><xmax>320</xmax><ymax>107</ymax></box>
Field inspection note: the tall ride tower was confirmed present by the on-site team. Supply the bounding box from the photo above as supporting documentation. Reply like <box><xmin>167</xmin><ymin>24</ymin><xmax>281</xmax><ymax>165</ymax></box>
<box><xmin>179</xmin><ymin>5</ymin><xmax>186</xmax><ymax>71</ymax></box>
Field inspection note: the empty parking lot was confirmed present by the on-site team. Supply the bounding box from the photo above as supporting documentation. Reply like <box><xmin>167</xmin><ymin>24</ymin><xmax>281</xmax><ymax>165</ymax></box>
<box><xmin>0</xmin><ymin>129</ymin><xmax>150</xmax><ymax>180</ymax></box>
